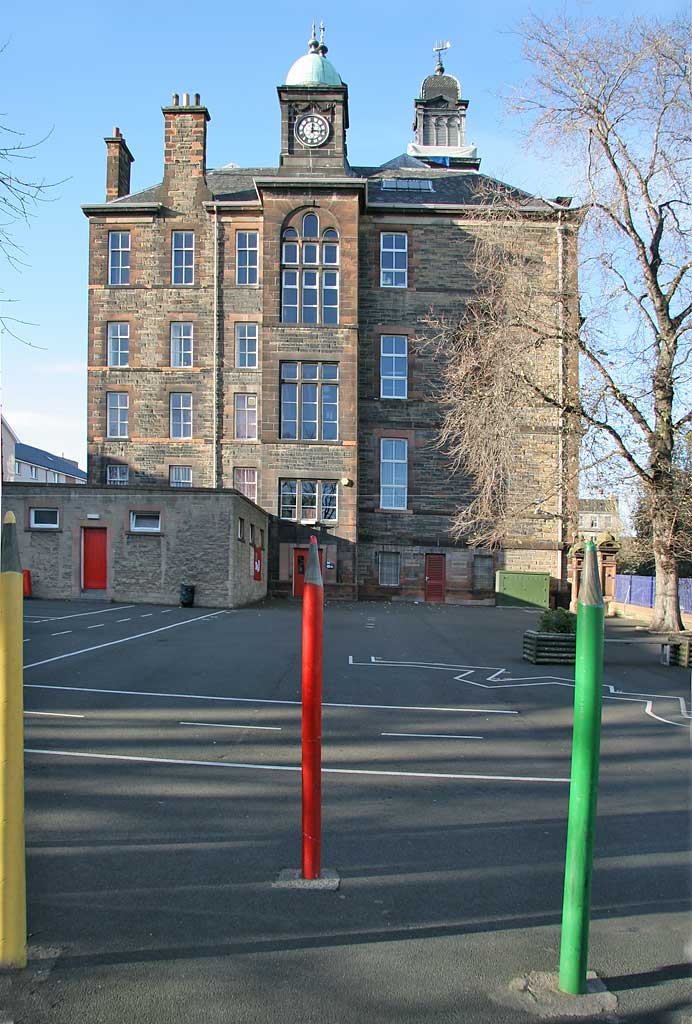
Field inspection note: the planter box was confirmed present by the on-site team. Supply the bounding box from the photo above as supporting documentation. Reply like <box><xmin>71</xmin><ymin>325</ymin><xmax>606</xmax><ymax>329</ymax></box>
<box><xmin>523</xmin><ymin>630</ymin><xmax>576</xmax><ymax>665</ymax></box>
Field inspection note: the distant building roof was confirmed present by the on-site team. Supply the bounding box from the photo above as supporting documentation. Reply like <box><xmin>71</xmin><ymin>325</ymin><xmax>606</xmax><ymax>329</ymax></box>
<box><xmin>15</xmin><ymin>443</ymin><xmax>87</xmax><ymax>480</ymax></box>
<box><xmin>579</xmin><ymin>498</ymin><xmax>615</xmax><ymax>514</ymax></box>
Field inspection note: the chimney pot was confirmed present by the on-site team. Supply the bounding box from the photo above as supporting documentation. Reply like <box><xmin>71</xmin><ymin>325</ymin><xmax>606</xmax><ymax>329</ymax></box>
<box><xmin>172</xmin><ymin>93</ymin><xmax>179</xmax><ymax>106</ymax></box>
<box><xmin>182</xmin><ymin>92</ymin><xmax>190</xmax><ymax>107</ymax></box>
<box><xmin>114</xmin><ymin>126</ymin><xmax>121</xmax><ymax>137</ymax></box>
<box><xmin>194</xmin><ymin>93</ymin><xmax>200</xmax><ymax>106</ymax></box>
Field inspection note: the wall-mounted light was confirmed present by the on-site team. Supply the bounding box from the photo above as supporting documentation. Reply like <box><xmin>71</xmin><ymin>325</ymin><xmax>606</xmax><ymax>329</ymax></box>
<box><xmin>339</xmin><ymin>477</ymin><xmax>354</xmax><ymax>487</ymax></box>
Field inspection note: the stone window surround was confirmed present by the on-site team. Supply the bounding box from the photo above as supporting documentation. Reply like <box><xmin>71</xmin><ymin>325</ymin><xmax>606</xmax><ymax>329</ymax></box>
<box><xmin>233</xmin><ymin>466</ymin><xmax>259</xmax><ymax>503</ymax></box>
<box><xmin>106</xmin><ymin>388</ymin><xmax>131</xmax><ymax>439</ymax></box>
<box><xmin>370</xmin><ymin>323</ymin><xmax>415</xmax><ymax>399</ymax></box>
<box><xmin>278</xmin><ymin>478</ymin><xmax>339</xmax><ymax>524</ymax></box>
<box><xmin>108</xmin><ymin>229</ymin><xmax>131</xmax><ymax>287</ymax></box>
<box><xmin>101</xmin><ymin>316</ymin><xmax>134</xmax><ymax>368</ymax></box>
<box><xmin>371</xmin><ymin>224</ymin><xmax>414</xmax><ymax>290</ymax></box>
<box><xmin>375</xmin><ymin>428</ymin><xmax>415</xmax><ymax>514</ymax></box>
<box><xmin>171</xmin><ymin>229</ymin><xmax>195</xmax><ymax>286</ymax></box>
<box><xmin>279</xmin><ymin>208</ymin><xmax>341</xmax><ymax>325</ymax></box>
<box><xmin>233</xmin><ymin>224</ymin><xmax>261</xmax><ymax>287</ymax></box>
<box><xmin>233</xmin><ymin>391</ymin><xmax>259</xmax><ymax>441</ymax></box>
<box><xmin>165</xmin><ymin>313</ymin><xmax>200</xmax><ymax>369</ymax></box>
<box><xmin>107</xmin><ymin>321</ymin><xmax>131</xmax><ymax>368</ymax></box>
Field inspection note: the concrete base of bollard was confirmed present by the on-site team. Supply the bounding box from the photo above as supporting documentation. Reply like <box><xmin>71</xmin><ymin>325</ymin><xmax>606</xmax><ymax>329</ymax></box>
<box><xmin>508</xmin><ymin>971</ymin><xmax>618</xmax><ymax>1019</ymax></box>
<box><xmin>273</xmin><ymin>868</ymin><xmax>340</xmax><ymax>891</ymax></box>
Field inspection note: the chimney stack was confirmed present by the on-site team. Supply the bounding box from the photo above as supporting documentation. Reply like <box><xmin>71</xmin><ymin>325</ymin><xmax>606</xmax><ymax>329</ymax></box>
<box><xmin>161</xmin><ymin>92</ymin><xmax>211</xmax><ymax>209</ymax></box>
<box><xmin>104</xmin><ymin>127</ymin><xmax>134</xmax><ymax>201</ymax></box>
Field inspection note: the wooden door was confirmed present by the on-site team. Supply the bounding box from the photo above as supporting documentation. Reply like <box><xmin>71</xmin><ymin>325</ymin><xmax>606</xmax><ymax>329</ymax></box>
<box><xmin>425</xmin><ymin>553</ymin><xmax>446</xmax><ymax>603</ymax></box>
<box><xmin>83</xmin><ymin>528</ymin><xmax>107</xmax><ymax>590</ymax></box>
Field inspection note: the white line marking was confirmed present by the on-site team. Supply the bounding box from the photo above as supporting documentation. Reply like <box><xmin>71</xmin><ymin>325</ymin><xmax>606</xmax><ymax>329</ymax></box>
<box><xmin>359</xmin><ymin>656</ymin><xmax>691</xmax><ymax>728</ymax></box>
<box><xmin>51</xmin><ymin>631</ymin><xmax>72</xmax><ymax>637</ymax></box>
<box><xmin>87</xmin><ymin>624</ymin><xmax>104</xmax><ymax>630</ymax></box>
<box><xmin>23</xmin><ymin>639</ymin><xmax>30</xmax><ymax>643</ymax></box>
<box><xmin>23</xmin><ymin>683</ymin><xmax>517</xmax><ymax>715</ymax></box>
<box><xmin>25</xmin><ymin>711</ymin><xmax>85</xmax><ymax>719</ymax></box>
<box><xmin>179</xmin><ymin>721</ymin><xmax>282</xmax><ymax>732</ymax></box>
<box><xmin>160</xmin><ymin>610</ymin><xmax>173</xmax><ymax>615</ymax></box>
<box><xmin>29</xmin><ymin>605</ymin><xmax>135</xmax><ymax>623</ymax></box>
<box><xmin>141</xmin><ymin>614</ymin><xmax>153</xmax><ymax>618</ymax></box>
<box><xmin>382</xmin><ymin>732</ymin><xmax>484</xmax><ymax>740</ymax></box>
<box><xmin>117</xmin><ymin>618</ymin><xmax>131</xmax><ymax>623</ymax></box>
<box><xmin>644</xmin><ymin>701</ymin><xmax>688</xmax><ymax>728</ymax></box>
<box><xmin>23</xmin><ymin>611</ymin><xmax>228</xmax><ymax>670</ymax></box>
<box><xmin>24</xmin><ymin>748</ymin><xmax>568</xmax><ymax>784</ymax></box>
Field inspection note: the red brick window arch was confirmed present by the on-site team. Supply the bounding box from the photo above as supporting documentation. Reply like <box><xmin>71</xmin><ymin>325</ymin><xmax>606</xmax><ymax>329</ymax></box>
<box><xmin>281</xmin><ymin>213</ymin><xmax>339</xmax><ymax>325</ymax></box>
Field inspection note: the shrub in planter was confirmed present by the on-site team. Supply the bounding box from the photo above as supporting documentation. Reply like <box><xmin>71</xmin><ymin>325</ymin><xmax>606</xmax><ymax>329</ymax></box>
<box><xmin>523</xmin><ymin>608</ymin><xmax>577</xmax><ymax>664</ymax></box>
<box><xmin>538</xmin><ymin>608</ymin><xmax>576</xmax><ymax>634</ymax></box>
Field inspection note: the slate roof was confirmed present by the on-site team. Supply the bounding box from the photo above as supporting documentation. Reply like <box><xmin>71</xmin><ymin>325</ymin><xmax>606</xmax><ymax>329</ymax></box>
<box><xmin>104</xmin><ymin>156</ymin><xmax>565</xmax><ymax>213</ymax></box>
<box><xmin>578</xmin><ymin>498</ymin><xmax>615</xmax><ymax>513</ymax></box>
<box><xmin>15</xmin><ymin>443</ymin><xmax>87</xmax><ymax>480</ymax></box>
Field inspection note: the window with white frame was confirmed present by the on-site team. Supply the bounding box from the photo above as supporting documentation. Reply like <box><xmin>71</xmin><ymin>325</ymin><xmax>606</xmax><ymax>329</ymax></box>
<box><xmin>380</xmin><ymin>438</ymin><xmax>408</xmax><ymax>509</ymax></box>
<box><xmin>380</xmin><ymin>232</ymin><xmax>408</xmax><ymax>288</ymax></box>
<box><xmin>280</xmin><ymin>362</ymin><xmax>338</xmax><ymax>441</ymax></box>
<box><xmin>14</xmin><ymin>461</ymin><xmax>20</xmax><ymax>476</ymax></box>
<box><xmin>378</xmin><ymin>551</ymin><xmax>401</xmax><ymax>586</ymax></box>
<box><xmin>107</xmin><ymin>393</ymin><xmax>129</xmax><ymax>438</ymax></box>
<box><xmin>30</xmin><ymin>508</ymin><xmax>59</xmax><ymax>529</ymax></box>
<box><xmin>130</xmin><ymin>511</ymin><xmax>161</xmax><ymax>532</ymax></box>
<box><xmin>170</xmin><ymin>393</ymin><xmax>192</xmax><ymax>439</ymax></box>
<box><xmin>170</xmin><ymin>466</ymin><xmax>192</xmax><ymax>487</ymax></box>
<box><xmin>172</xmin><ymin>231</ymin><xmax>194</xmax><ymax>285</ymax></box>
<box><xmin>170</xmin><ymin>323</ymin><xmax>193</xmax><ymax>367</ymax></box>
<box><xmin>234</xmin><ymin>394</ymin><xmax>257</xmax><ymax>439</ymax></box>
<box><xmin>29</xmin><ymin>465</ymin><xmax>37</xmax><ymax>479</ymax></box>
<box><xmin>237</xmin><ymin>517</ymin><xmax>245</xmax><ymax>540</ymax></box>
<box><xmin>281</xmin><ymin>217</ymin><xmax>339</xmax><ymax>324</ymax></box>
<box><xmin>108</xmin><ymin>323</ymin><xmax>130</xmax><ymax>367</ymax></box>
<box><xmin>236</xmin><ymin>323</ymin><xmax>258</xmax><ymax>368</ymax></box>
<box><xmin>380</xmin><ymin>335</ymin><xmax>408</xmax><ymax>398</ymax></box>
<box><xmin>236</xmin><ymin>231</ymin><xmax>258</xmax><ymax>285</ymax></box>
<box><xmin>108</xmin><ymin>231</ymin><xmax>130</xmax><ymax>286</ymax></box>
<box><xmin>279</xmin><ymin>479</ymin><xmax>338</xmax><ymax>522</ymax></box>
<box><xmin>234</xmin><ymin>467</ymin><xmax>257</xmax><ymax>502</ymax></box>
<box><xmin>107</xmin><ymin>465</ymin><xmax>129</xmax><ymax>486</ymax></box>
<box><xmin>249</xmin><ymin>523</ymin><xmax>255</xmax><ymax>545</ymax></box>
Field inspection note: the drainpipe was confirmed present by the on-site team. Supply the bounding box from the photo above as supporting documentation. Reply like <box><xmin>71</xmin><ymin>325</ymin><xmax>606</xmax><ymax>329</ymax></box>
<box><xmin>213</xmin><ymin>207</ymin><xmax>219</xmax><ymax>488</ymax></box>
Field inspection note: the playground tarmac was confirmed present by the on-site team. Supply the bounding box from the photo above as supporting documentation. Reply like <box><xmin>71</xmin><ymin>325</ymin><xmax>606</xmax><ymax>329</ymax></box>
<box><xmin>4</xmin><ymin>598</ymin><xmax>691</xmax><ymax>1023</ymax></box>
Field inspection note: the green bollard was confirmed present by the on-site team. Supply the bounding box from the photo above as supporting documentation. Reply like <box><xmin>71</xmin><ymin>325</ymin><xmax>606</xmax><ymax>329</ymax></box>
<box><xmin>558</xmin><ymin>540</ymin><xmax>604</xmax><ymax>995</ymax></box>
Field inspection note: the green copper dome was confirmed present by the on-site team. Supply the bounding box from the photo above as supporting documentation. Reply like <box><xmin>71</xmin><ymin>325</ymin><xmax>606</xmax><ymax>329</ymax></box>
<box><xmin>285</xmin><ymin>24</ymin><xmax>342</xmax><ymax>86</ymax></box>
<box><xmin>285</xmin><ymin>51</ymin><xmax>342</xmax><ymax>87</ymax></box>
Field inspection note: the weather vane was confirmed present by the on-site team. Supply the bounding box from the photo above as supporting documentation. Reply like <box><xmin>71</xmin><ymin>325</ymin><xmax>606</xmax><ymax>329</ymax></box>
<box><xmin>433</xmin><ymin>39</ymin><xmax>451</xmax><ymax>73</ymax></box>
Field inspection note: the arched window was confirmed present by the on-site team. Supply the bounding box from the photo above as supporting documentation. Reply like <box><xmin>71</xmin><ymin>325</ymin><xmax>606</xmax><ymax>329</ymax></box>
<box><xmin>281</xmin><ymin>216</ymin><xmax>339</xmax><ymax>325</ymax></box>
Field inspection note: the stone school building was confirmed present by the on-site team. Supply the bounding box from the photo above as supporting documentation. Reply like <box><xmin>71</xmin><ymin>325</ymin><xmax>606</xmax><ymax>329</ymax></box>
<box><xmin>82</xmin><ymin>29</ymin><xmax>579</xmax><ymax>603</ymax></box>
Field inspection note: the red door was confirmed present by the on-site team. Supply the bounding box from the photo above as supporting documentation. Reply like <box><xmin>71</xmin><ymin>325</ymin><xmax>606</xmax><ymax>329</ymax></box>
<box><xmin>83</xmin><ymin>528</ymin><xmax>107</xmax><ymax>590</ymax></box>
<box><xmin>293</xmin><ymin>547</ymin><xmax>323</xmax><ymax>597</ymax></box>
<box><xmin>425</xmin><ymin>554</ymin><xmax>446</xmax><ymax>603</ymax></box>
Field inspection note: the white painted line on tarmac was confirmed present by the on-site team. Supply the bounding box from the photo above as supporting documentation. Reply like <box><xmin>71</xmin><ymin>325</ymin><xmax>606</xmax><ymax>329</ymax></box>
<box><xmin>51</xmin><ymin>631</ymin><xmax>72</xmax><ymax>637</ymax></box>
<box><xmin>23</xmin><ymin>639</ymin><xmax>30</xmax><ymax>643</ymax></box>
<box><xmin>87</xmin><ymin>624</ymin><xmax>104</xmax><ymax>630</ymax></box>
<box><xmin>24</xmin><ymin>682</ymin><xmax>517</xmax><ymax>715</ymax></box>
<box><xmin>23</xmin><ymin>611</ymin><xmax>229</xmax><ymax>670</ymax></box>
<box><xmin>382</xmin><ymin>732</ymin><xmax>484</xmax><ymax>740</ymax></box>
<box><xmin>24</xmin><ymin>748</ymin><xmax>569</xmax><ymax>783</ymax></box>
<box><xmin>160</xmin><ymin>610</ymin><xmax>173</xmax><ymax>614</ymax></box>
<box><xmin>141</xmin><ymin>614</ymin><xmax>153</xmax><ymax>618</ymax></box>
<box><xmin>31</xmin><ymin>605</ymin><xmax>135</xmax><ymax>623</ymax></box>
<box><xmin>644</xmin><ymin>701</ymin><xmax>689</xmax><ymax>728</ymax></box>
<box><xmin>117</xmin><ymin>618</ymin><xmax>131</xmax><ymax>623</ymax></box>
<box><xmin>25</xmin><ymin>711</ymin><xmax>85</xmax><ymax>719</ymax></box>
<box><xmin>179</xmin><ymin>721</ymin><xmax>282</xmax><ymax>731</ymax></box>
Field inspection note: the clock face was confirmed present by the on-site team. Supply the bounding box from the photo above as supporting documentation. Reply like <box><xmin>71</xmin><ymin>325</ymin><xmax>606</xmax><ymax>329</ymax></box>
<box><xmin>295</xmin><ymin>114</ymin><xmax>330</xmax><ymax>148</ymax></box>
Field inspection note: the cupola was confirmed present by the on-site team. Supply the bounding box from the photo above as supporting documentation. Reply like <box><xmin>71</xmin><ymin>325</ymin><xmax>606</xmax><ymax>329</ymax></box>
<box><xmin>407</xmin><ymin>42</ymin><xmax>480</xmax><ymax>170</ymax></box>
<box><xmin>285</xmin><ymin>22</ymin><xmax>343</xmax><ymax>87</ymax></box>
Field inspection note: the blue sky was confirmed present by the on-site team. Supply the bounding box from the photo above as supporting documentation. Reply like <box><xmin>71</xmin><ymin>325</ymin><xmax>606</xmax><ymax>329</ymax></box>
<box><xmin>1</xmin><ymin>0</ymin><xmax>684</xmax><ymax>466</ymax></box>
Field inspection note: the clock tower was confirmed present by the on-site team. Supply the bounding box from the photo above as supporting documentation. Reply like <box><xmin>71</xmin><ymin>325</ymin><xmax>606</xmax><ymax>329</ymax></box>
<box><xmin>278</xmin><ymin>24</ymin><xmax>349</xmax><ymax>176</ymax></box>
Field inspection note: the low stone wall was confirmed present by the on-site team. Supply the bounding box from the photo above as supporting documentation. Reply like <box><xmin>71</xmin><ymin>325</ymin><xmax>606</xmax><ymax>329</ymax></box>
<box><xmin>4</xmin><ymin>483</ymin><xmax>268</xmax><ymax>608</ymax></box>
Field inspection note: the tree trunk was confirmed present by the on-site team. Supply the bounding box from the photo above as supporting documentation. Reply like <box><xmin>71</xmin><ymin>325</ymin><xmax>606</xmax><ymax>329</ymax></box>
<box><xmin>650</xmin><ymin>518</ymin><xmax>684</xmax><ymax>632</ymax></box>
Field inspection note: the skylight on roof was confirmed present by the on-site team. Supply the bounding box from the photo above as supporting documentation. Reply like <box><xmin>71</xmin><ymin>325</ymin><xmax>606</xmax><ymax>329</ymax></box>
<box><xmin>380</xmin><ymin>178</ymin><xmax>434</xmax><ymax>191</ymax></box>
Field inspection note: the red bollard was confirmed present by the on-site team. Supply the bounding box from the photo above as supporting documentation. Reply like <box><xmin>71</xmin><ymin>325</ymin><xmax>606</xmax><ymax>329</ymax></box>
<box><xmin>22</xmin><ymin>570</ymin><xmax>32</xmax><ymax>598</ymax></box>
<box><xmin>301</xmin><ymin>536</ymin><xmax>324</xmax><ymax>880</ymax></box>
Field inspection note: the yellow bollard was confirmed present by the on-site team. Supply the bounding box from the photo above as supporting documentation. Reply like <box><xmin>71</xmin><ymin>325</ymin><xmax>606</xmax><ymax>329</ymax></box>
<box><xmin>0</xmin><ymin>512</ymin><xmax>27</xmax><ymax>967</ymax></box>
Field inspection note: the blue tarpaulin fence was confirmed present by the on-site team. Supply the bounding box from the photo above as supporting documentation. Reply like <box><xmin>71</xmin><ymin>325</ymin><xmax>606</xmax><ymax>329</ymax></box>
<box><xmin>615</xmin><ymin>575</ymin><xmax>692</xmax><ymax>614</ymax></box>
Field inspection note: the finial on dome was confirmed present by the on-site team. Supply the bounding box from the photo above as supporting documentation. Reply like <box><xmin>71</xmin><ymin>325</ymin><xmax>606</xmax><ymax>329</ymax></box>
<box><xmin>309</xmin><ymin>19</ymin><xmax>319</xmax><ymax>53</ymax></box>
<box><xmin>433</xmin><ymin>39</ymin><xmax>451</xmax><ymax>74</ymax></box>
<box><xmin>318</xmin><ymin>20</ymin><xmax>328</xmax><ymax>56</ymax></box>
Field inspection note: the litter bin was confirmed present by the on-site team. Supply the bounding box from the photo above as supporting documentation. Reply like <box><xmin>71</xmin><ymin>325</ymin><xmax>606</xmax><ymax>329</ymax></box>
<box><xmin>180</xmin><ymin>583</ymin><xmax>195</xmax><ymax>608</ymax></box>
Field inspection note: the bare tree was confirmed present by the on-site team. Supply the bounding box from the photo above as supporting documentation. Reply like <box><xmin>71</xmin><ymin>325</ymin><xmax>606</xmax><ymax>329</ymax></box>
<box><xmin>424</xmin><ymin>15</ymin><xmax>692</xmax><ymax>631</ymax></box>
